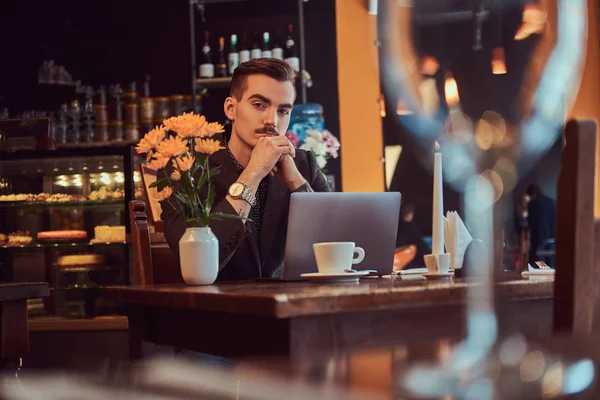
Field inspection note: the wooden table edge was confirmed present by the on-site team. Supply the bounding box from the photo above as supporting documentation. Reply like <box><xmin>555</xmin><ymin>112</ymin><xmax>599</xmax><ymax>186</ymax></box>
<box><xmin>103</xmin><ymin>280</ymin><xmax>553</xmax><ymax>319</ymax></box>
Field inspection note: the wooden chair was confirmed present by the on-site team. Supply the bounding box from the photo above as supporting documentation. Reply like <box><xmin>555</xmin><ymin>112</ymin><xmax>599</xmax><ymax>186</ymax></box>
<box><xmin>139</xmin><ymin>164</ymin><xmax>165</xmax><ymax>233</ymax></box>
<box><xmin>519</xmin><ymin>229</ymin><xmax>531</xmax><ymax>271</ymax></box>
<box><xmin>553</xmin><ymin>119</ymin><xmax>600</xmax><ymax>334</ymax></box>
<box><xmin>129</xmin><ymin>200</ymin><xmax>181</xmax><ymax>285</ymax></box>
<box><xmin>0</xmin><ymin>283</ymin><xmax>49</xmax><ymax>371</ymax></box>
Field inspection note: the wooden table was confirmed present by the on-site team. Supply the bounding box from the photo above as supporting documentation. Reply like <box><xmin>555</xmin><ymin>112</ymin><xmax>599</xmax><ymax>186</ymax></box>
<box><xmin>104</xmin><ymin>277</ymin><xmax>554</xmax><ymax>361</ymax></box>
<box><xmin>0</xmin><ymin>282</ymin><xmax>49</xmax><ymax>369</ymax></box>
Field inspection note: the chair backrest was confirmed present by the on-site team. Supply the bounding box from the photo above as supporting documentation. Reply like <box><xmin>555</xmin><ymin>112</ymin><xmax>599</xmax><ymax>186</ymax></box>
<box><xmin>139</xmin><ymin>164</ymin><xmax>164</xmax><ymax>233</ymax></box>
<box><xmin>553</xmin><ymin>119</ymin><xmax>600</xmax><ymax>334</ymax></box>
<box><xmin>129</xmin><ymin>200</ymin><xmax>182</xmax><ymax>285</ymax></box>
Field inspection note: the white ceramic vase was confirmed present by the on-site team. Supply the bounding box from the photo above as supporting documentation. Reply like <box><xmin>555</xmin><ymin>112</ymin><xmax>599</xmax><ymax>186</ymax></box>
<box><xmin>179</xmin><ymin>227</ymin><xmax>219</xmax><ymax>285</ymax></box>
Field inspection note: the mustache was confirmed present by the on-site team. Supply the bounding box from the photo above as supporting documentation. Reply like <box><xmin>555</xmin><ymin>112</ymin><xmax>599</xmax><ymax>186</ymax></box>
<box><xmin>255</xmin><ymin>126</ymin><xmax>280</xmax><ymax>136</ymax></box>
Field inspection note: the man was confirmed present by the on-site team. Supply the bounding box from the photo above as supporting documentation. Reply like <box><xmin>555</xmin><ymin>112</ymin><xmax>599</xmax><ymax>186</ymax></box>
<box><xmin>162</xmin><ymin>58</ymin><xmax>330</xmax><ymax>280</ymax></box>
<box><xmin>395</xmin><ymin>204</ymin><xmax>428</xmax><ymax>269</ymax></box>
<box><xmin>526</xmin><ymin>183</ymin><xmax>556</xmax><ymax>266</ymax></box>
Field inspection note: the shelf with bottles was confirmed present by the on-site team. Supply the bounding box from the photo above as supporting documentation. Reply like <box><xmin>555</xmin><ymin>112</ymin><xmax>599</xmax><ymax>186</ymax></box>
<box><xmin>196</xmin><ymin>24</ymin><xmax>302</xmax><ymax>81</ymax></box>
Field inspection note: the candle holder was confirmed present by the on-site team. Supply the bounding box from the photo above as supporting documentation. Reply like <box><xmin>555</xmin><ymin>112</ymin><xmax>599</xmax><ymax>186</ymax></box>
<box><xmin>423</xmin><ymin>253</ymin><xmax>451</xmax><ymax>275</ymax></box>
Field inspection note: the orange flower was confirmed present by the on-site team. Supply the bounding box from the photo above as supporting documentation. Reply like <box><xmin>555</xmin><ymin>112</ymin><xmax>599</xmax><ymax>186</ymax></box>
<box><xmin>194</xmin><ymin>138</ymin><xmax>224</xmax><ymax>155</ymax></box>
<box><xmin>170</xmin><ymin>170</ymin><xmax>181</xmax><ymax>181</ymax></box>
<box><xmin>155</xmin><ymin>186</ymin><xmax>173</xmax><ymax>201</ymax></box>
<box><xmin>155</xmin><ymin>136</ymin><xmax>189</xmax><ymax>158</ymax></box>
<box><xmin>163</xmin><ymin>112</ymin><xmax>208</xmax><ymax>138</ymax></box>
<box><xmin>171</xmin><ymin>155</ymin><xmax>195</xmax><ymax>172</ymax></box>
<box><xmin>199</xmin><ymin>122</ymin><xmax>225</xmax><ymax>137</ymax></box>
<box><xmin>147</xmin><ymin>154</ymin><xmax>170</xmax><ymax>170</ymax></box>
<box><xmin>136</xmin><ymin>126</ymin><xmax>166</xmax><ymax>154</ymax></box>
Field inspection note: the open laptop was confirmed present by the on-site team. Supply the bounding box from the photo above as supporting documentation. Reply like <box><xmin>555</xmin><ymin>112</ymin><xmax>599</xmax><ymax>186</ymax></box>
<box><xmin>281</xmin><ymin>192</ymin><xmax>401</xmax><ymax>280</ymax></box>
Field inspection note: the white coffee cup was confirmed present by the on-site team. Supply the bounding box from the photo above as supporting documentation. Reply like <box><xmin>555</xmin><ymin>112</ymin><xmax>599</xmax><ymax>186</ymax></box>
<box><xmin>313</xmin><ymin>242</ymin><xmax>365</xmax><ymax>274</ymax></box>
<box><xmin>423</xmin><ymin>253</ymin><xmax>451</xmax><ymax>274</ymax></box>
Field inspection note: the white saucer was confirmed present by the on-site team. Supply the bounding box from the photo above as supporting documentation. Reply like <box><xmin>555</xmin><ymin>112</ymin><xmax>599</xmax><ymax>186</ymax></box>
<box><xmin>423</xmin><ymin>272</ymin><xmax>454</xmax><ymax>280</ymax></box>
<box><xmin>301</xmin><ymin>271</ymin><xmax>370</xmax><ymax>283</ymax></box>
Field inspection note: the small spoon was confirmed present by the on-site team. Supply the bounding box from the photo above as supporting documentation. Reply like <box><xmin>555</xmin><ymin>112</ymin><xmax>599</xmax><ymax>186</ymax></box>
<box><xmin>345</xmin><ymin>269</ymin><xmax>378</xmax><ymax>274</ymax></box>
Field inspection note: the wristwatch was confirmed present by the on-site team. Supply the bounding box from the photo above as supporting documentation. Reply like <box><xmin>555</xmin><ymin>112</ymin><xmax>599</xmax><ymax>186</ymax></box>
<box><xmin>228</xmin><ymin>181</ymin><xmax>257</xmax><ymax>207</ymax></box>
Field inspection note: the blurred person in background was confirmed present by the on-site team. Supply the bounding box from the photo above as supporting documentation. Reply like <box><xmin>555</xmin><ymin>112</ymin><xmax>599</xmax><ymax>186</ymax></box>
<box><xmin>526</xmin><ymin>184</ymin><xmax>555</xmax><ymax>266</ymax></box>
<box><xmin>395</xmin><ymin>204</ymin><xmax>429</xmax><ymax>269</ymax></box>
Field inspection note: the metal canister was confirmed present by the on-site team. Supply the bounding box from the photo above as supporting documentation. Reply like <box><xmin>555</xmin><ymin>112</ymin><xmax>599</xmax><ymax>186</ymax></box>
<box><xmin>94</xmin><ymin>105</ymin><xmax>108</xmax><ymax>125</ymax></box>
<box><xmin>125</xmin><ymin>125</ymin><xmax>140</xmax><ymax>141</ymax></box>
<box><xmin>108</xmin><ymin>101</ymin><xmax>123</xmax><ymax>122</ymax></box>
<box><xmin>170</xmin><ymin>95</ymin><xmax>186</xmax><ymax>116</ymax></box>
<box><xmin>153</xmin><ymin>97</ymin><xmax>170</xmax><ymax>124</ymax></box>
<box><xmin>124</xmin><ymin>91</ymin><xmax>139</xmax><ymax>105</ymax></box>
<box><xmin>95</xmin><ymin>123</ymin><xmax>109</xmax><ymax>143</ymax></box>
<box><xmin>140</xmin><ymin>97</ymin><xmax>154</xmax><ymax>125</ymax></box>
<box><xmin>183</xmin><ymin>94</ymin><xmax>202</xmax><ymax>114</ymax></box>
<box><xmin>109</xmin><ymin>121</ymin><xmax>124</xmax><ymax>141</ymax></box>
<box><xmin>125</xmin><ymin>103</ymin><xmax>139</xmax><ymax>126</ymax></box>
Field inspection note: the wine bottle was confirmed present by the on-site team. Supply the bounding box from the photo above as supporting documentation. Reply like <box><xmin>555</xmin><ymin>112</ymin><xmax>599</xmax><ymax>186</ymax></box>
<box><xmin>228</xmin><ymin>34</ymin><xmax>240</xmax><ymax>75</ymax></box>
<box><xmin>284</xmin><ymin>24</ymin><xmax>300</xmax><ymax>72</ymax></box>
<box><xmin>216</xmin><ymin>37</ymin><xmax>227</xmax><ymax>77</ymax></box>
<box><xmin>261</xmin><ymin>32</ymin><xmax>272</xmax><ymax>58</ymax></box>
<box><xmin>199</xmin><ymin>30</ymin><xmax>214</xmax><ymax>78</ymax></box>
<box><xmin>251</xmin><ymin>31</ymin><xmax>262</xmax><ymax>59</ymax></box>
<box><xmin>272</xmin><ymin>31</ymin><xmax>283</xmax><ymax>60</ymax></box>
<box><xmin>239</xmin><ymin>32</ymin><xmax>250</xmax><ymax>64</ymax></box>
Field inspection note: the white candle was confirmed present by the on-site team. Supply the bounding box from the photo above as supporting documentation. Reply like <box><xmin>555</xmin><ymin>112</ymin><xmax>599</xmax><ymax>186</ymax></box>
<box><xmin>432</xmin><ymin>142</ymin><xmax>444</xmax><ymax>255</ymax></box>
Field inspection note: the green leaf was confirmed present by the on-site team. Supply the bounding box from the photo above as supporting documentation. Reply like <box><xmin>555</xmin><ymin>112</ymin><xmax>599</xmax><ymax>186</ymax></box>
<box><xmin>196</xmin><ymin>153</ymin><xmax>208</xmax><ymax>166</ymax></box>
<box><xmin>185</xmin><ymin>217</ymin><xmax>207</xmax><ymax>228</ymax></box>
<box><xmin>206</xmin><ymin>182</ymin><xmax>215</xmax><ymax>214</ymax></box>
<box><xmin>195</xmin><ymin>173</ymin><xmax>209</xmax><ymax>193</ymax></box>
<box><xmin>149</xmin><ymin>178</ymin><xmax>170</xmax><ymax>191</ymax></box>
<box><xmin>208</xmin><ymin>165</ymin><xmax>222</xmax><ymax>178</ymax></box>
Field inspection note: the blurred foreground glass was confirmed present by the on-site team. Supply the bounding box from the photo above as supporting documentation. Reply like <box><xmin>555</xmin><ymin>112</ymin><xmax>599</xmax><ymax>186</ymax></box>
<box><xmin>378</xmin><ymin>0</ymin><xmax>591</xmax><ymax>398</ymax></box>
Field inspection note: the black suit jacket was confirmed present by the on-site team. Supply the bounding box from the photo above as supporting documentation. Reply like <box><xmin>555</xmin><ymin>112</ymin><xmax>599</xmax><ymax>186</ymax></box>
<box><xmin>161</xmin><ymin>140</ymin><xmax>330</xmax><ymax>281</ymax></box>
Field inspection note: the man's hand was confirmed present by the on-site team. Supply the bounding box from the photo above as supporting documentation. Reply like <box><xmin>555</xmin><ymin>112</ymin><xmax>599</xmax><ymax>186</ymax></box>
<box><xmin>271</xmin><ymin>155</ymin><xmax>307</xmax><ymax>191</ymax></box>
<box><xmin>244</xmin><ymin>136</ymin><xmax>295</xmax><ymax>185</ymax></box>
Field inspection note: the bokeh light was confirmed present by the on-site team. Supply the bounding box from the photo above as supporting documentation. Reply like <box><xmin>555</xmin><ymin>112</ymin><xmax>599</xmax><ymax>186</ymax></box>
<box><xmin>520</xmin><ymin>351</ymin><xmax>546</xmax><ymax>382</ymax></box>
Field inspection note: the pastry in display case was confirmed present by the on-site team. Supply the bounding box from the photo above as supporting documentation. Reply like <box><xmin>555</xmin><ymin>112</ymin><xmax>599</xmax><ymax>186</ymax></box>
<box><xmin>0</xmin><ymin>146</ymin><xmax>135</xmax><ymax>324</ymax></box>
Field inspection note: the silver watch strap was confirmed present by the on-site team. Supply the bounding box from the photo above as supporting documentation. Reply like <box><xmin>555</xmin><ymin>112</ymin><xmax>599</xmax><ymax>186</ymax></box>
<box><xmin>242</xmin><ymin>186</ymin><xmax>257</xmax><ymax>207</ymax></box>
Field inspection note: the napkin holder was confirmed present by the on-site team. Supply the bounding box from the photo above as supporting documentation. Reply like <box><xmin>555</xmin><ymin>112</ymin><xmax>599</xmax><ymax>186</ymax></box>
<box><xmin>455</xmin><ymin>239</ymin><xmax>485</xmax><ymax>278</ymax></box>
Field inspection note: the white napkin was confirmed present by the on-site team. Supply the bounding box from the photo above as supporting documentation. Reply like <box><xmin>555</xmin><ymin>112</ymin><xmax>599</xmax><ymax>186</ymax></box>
<box><xmin>443</xmin><ymin>211</ymin><xmax>473</xmax><ymax>270</ymax></box>
<box><xmin>522</xmin><ymin>264</ymin><xmax>555</xmax><ymax>279</ymax></box>
<box><xmin>522</xmin><ymin>263</ymin><xmax>555</xmax><ymax>277</ymax></box>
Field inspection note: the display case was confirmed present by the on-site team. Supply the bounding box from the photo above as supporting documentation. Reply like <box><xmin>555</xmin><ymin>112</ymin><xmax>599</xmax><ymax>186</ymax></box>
<box><xmin>0</xmin><ymin>146</ymin><xmax>139</xmax><ymax>323</ymax></box>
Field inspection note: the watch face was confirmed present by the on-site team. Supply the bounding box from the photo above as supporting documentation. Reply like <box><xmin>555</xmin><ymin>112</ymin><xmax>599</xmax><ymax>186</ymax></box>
<box><xmin>229</xmin><ymin>182</ymin><xmax>244</xmax><ymax>197</ymax></box>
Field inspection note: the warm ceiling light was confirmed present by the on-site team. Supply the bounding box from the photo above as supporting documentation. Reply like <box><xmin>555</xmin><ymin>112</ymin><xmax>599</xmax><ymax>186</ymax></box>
<box><xmin>514</xmin><ymin>3</ymin><xmax>547</xmax><ymax>40</ymax></box>
<box><xmin>444</xmin><ymin>73</ymin><xmax>460</xmax><ymax>108</ymax></box>
<box><xmin>492</xmin><ymin>47</ymin><xmax>507</xmax><ymax>75</ymax></box>
<box><xmin>420</xmin><ymin>55</ymin><xmax>440</xmax><ymax>76</ymax></box>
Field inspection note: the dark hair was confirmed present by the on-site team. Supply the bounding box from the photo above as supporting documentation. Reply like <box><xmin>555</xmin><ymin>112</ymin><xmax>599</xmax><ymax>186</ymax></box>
<box><xmin>230</xmin><ymin>58</ymin><xmax>296</xmax><ymax>100</ymax></box>
<box><xmin>526</xmin><ymin>184</ymin><xmax>542</xmax><ymax>197</ymax></box>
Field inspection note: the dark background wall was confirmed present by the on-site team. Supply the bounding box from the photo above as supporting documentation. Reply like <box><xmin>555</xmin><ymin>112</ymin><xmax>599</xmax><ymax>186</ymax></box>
<box><xmin>0</xmin><ymin>0</ymin><xmax>342</xmax><ymax>189</ymax></box>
